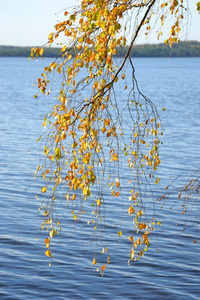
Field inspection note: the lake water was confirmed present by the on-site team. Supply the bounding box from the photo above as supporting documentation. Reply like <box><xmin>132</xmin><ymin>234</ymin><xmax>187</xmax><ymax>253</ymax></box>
<box><xmin>0</xmin><ymin>57</ymin><xmax>200</xmax><ymax>299</ymax></box>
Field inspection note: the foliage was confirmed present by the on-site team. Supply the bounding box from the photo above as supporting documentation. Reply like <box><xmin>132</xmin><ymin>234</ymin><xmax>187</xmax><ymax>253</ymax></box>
<box><xmin>30</xmin><ymin>0</ymin><xmax>199</xmax><ymax>273</ymax></box>
<box><xmin>197</xmin><ymin>2</ymin><xmax>200</xmax><ymax>13</ymax></box>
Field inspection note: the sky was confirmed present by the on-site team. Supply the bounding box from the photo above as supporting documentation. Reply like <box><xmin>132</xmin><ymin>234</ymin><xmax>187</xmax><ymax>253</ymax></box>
<box><xmin>0</xmin><ymin>0</ymin><xmax>199</xmax><ymax>47</ymax></box>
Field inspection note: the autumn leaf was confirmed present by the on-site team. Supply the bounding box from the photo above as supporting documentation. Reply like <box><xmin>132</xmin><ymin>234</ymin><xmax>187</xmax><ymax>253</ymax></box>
<box><xmin>137</xmin><ymin>210</ymin><xmax>143</xmax><ymax>217</ymax></box>
<box><xmin>104</xmin><ymin>119</ymin><xmax>110</xmax><ymax>126</ymax></box>
<box><xmin>45</xmin><ymin>238</ymin><xmax>50</xmax><ymax>245</ymax></box>
<box><xmin>55</xmin><ymin>147</ymin><xmax>61</xmax><ymax>160</ymax></box>
<box><xmin>97</xmin><ymin>199</ymin><xmax>101</xmax><ymax>206</ymax></box>
<box><xmin>77</xmin><ymin>44</ymin><xmax>82</xmax><ymax>50</ymax></box>
<box><xmin>118</xmin><ymin>230</ymin><xmax>122</xmax><ymax>237</ymax></box>
<box><xmin>71</xmin><ymin>194</ymin><xmax>76</xmax><ymax>200</ymax></box>
<box><xmin>32</xmin><ymin>0</ymin><xmax>196</xmax><ymax>270</ymax></box>
<box><xmin>39</xmin><ymin>48</ymin><xmax>44</xmax><ymax>56</ymax></box>
<box><xmin>129</xmin><ymin>236</ymin><xmax>133</xmax><ymax>242</ymax></box>
<box><xmin>50</xmin><ymin>229</ymin><xmax>56</xmax><ymax>238</ymax></box>
<box><xmin>101</xmin><ymin>126</ymin><xmax>106</xmax><ymax>133</ymax></box>
<box><xmin>128</xmin><ymin>206</ymin><xmax>135</xmax><ymax>215</ymax></box>
<box><xmin>143</xmin><ymin>233</ymin><xmax>149</xmax><ymax>245</ymax></box>
<box><xmin>57</xmin><ymin>67</ymin><xmax>62</xmax><ymax>74</ymax></box>
<box><xmin>93</xmin><ymin>81</ymin><xmax>99</xmax><ymax>90</ymax></box>
<box><xmin>138</xmin><ymin>223</ymin><xmax>146</xmax><ymax>230</ymax></box>
<box><xmin>101</xmin><ymin>265</ymin><xmax>106</xmax><ymax>272</ymax></box>
<box><xmin>45</xmin><ymin>249</ymin><xmax>51</xmax><ymax>257</ymax></box>
<box><xmin>41</xmin><ymin>187</ymin><xmax>47</xmax><ymax>193</ymax></box>
<box><xmin>116</xmin><ymin>178</ymin><xmax>120</xmax><ymax>188</ymax></box>
<box><xmin>48</xmin><ymin>33</ymin><xmax>53</xmax><ymax>40</ymax></box>
<box><xmin>115</xmin><ymin>191</ymin><xmax>120</xmax><ymax>197</ymax></box>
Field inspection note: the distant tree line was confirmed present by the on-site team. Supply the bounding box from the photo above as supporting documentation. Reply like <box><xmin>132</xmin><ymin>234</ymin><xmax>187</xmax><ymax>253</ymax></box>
<box><xmin>0</xmin><ymin>41</ymin><xmax>200</xmax><ymax>57</ymax></box>
<box><xmin>118</xmin><ymin>41</ymin><xmax>200</xmax><ymax>57</ymax></box>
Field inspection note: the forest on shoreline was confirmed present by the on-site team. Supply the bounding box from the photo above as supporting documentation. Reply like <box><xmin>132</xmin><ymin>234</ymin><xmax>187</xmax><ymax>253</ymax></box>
<box><xmin>0</xmin><ymin>41</ymin><xmax>200</xmax><ymax>57</ymax></box>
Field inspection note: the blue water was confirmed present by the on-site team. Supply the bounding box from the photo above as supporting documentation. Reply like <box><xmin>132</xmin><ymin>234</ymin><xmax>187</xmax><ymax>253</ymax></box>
<box><xmin>0</xmin><ymin>57</ymin><xmax>200</xmax><ymax>299</ymax></box>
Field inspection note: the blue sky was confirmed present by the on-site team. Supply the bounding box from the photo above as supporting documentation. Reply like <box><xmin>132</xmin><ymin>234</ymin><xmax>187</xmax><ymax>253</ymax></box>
<box><xmin>0</xmin><ymin>0</ymin><xmax>199</xmax><ymax>47</ymax></box>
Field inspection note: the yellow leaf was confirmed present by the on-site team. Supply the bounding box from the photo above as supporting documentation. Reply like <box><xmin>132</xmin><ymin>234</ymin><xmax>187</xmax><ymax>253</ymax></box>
<box><xmin>118</xmin><ymin>230</ymin><xmax>122</xmax><ymax>237</ymax></box>
<box><xmin>41</xmin><ymin>187</ymin><xmax>47</xmax><ymax>193</ymax></box>
<box><xmin>48</xmin><ymin>33</ymin><xmax>53</xmax><ymax>40</ymax></box>
<box><xmin>93</xmin><ymin>258</ymin><xmax>97</xmax><ymax>265</ymax></box>
<box><xmin>137</xmin><ymin>210</ymin><xmax>143</xmax><ymax>217</ymax></box>
<box><xmin>140</xmin><ymin>250</ymin><xmax>144</xmax><ymax>256</ymax></box>
<box><xmin>93</xmin><ymin>81</ymin><xmax>99</xmax><ymax>90</ymax></box>
<box><xmin>62</xmin><ymin>46</ymin><xmax>67</xmax><ymax>52</ymax></box>
<box><xmin>45</xmin><ymin>249</ymin><xmax>51</xmax><ymax>257</ymax></box>
<box><xmin>74</xmin><ymin>156</ymin><xmax>78</xmax><ymax>164</ymax></box>
<box><xmin>136</xmin><ymin>238</ymin><xmax>141</xmax><ymax>245</ymax></box>
<box><xmin>143</xmin><ymin>233</ymin><xmax>149</xmax><ymax>245</ymax></box>
<box><xmin>97</xmin><ymin>199</ymin><xmax>101</xmax><ymax>206</ymax></box>
<box><xmin>57</xmin><ymin>67</ymin><xmax>62</xmax><ymax>74</ymax></box>
<box><xmin>71</xmin><ymin>193</ymin><xmax>76</xmax><ymax>200</ymax></box>
<box><xmin>39</xmin><ymin>48</ymin><xmax>44</xmax><ymax>56</ymax></box>
<box><xmin>52</xmin><ymin>62</ymin><xmax>57</xmax><ymax>69</ymax></box>
<box><xmin>61</xmin><ymin>132</ymin><xmax>66</xmax><ymax>140</ymax></box>
<box><xmin>55</xmin><ymin>147</ymin><xmax>61</xmax><ymax>160</ymax></box>
<box><xmin>101</xmin><ymin>126</ymin><xmax>106</xmax><ymax>133</ymax></box>
<box><xmin>50</xmin><ymin>229</ymin><xmax>56</xmax><ymax>238</ymax></box>
<box><xmin>43</xmin><ymin>210</ymin><xmax>48</xmax><ymax>216</ymax></box>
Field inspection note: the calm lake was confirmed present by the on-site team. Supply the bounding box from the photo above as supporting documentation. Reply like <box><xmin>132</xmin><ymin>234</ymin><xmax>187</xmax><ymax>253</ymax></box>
<box><xmin>0</xmin><ymin>57</ymin><xmax>200</xmax><ymax>299</ymax></box>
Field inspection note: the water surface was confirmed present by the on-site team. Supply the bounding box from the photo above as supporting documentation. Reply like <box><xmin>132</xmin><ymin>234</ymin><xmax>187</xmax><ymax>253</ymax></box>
<box><xmin>0</xmin><ymin>57</ymin><xmax>200</xmax><ymax>299</ymax></box>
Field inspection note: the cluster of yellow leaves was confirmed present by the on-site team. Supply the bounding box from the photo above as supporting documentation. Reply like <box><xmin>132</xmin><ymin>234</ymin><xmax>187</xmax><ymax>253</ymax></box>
<box><xmin>159</xmin><ymin>0</ymin><xmax>187</xmax><ymax>45</ymax></box>
<box><xmin>31</xmin><ymin>0</ymin><xmax>192</xmax><ymax>272</ymax></box>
